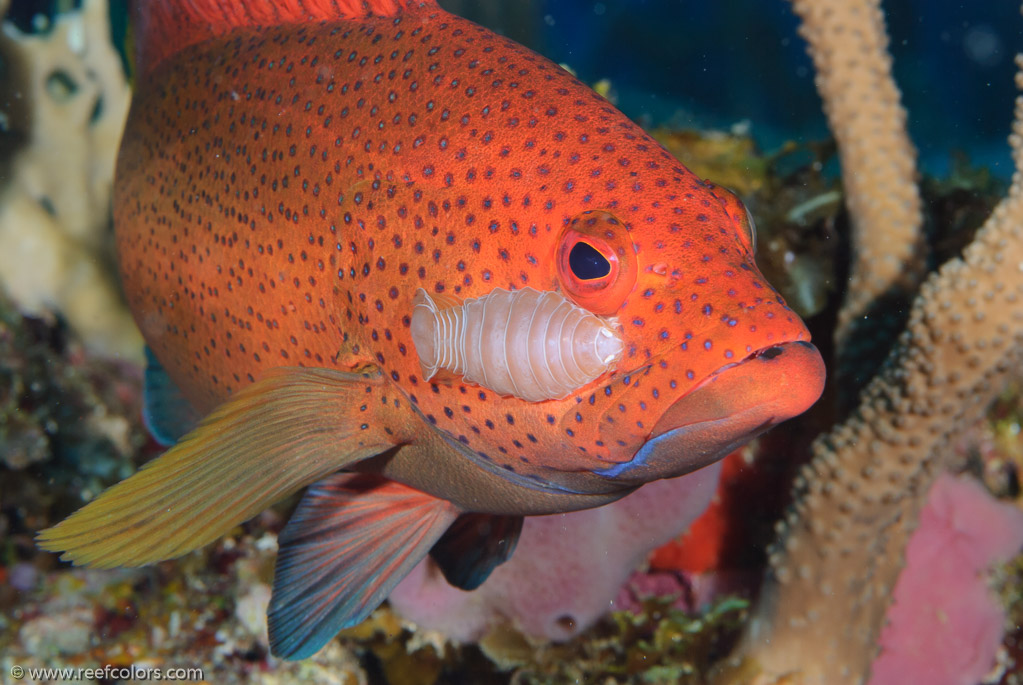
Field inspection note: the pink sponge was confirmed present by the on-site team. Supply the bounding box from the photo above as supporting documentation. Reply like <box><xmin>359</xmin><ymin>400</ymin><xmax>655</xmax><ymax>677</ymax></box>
<box><xmin>388</xmin><ymin>461</ymin><xmax>723</xmax><ymax>642</ymax></box>
<box><xmin>869</xmin><ymin>473</ymin><xmax>1023</xmax><ymax>685</ymax></box>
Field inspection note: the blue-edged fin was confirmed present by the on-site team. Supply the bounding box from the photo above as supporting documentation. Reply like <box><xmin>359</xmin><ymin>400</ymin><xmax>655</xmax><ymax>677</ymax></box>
<box><xmin>429</xmin><ymin>513</ymin><xmax>523</xmax><ymax>591</ymax></box>
<box><xmin>37</xmin><ymin>367</ymin><xmax>396</xmax><ymax>568</ymax></box>
<box><xmin>143</xmin><ymin>346</ymin><xmax>201</xmax><ymax>446</ymax></box>
<box><xmin>268</xmin><ymin>473</ymin><xmax>459</xmax><ymax>660</ymax></box>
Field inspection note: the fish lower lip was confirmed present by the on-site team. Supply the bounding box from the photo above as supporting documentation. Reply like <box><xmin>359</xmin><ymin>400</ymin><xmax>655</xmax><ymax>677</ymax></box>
<box><xmin>652</xmin><ymin>340</ymin><xmax>825</xmax><ymax>439</ymax></box>
<box><xmin>597</xmin><ymin>341</ymin><xmax>825</xmax><ymax>484</ymax></box>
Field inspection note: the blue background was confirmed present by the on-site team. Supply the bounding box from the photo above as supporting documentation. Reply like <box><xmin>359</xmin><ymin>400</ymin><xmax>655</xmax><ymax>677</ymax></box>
<box><xmin>441</xmin><ymin>0</ymin><xmax>1022</xmax><ymax>178</ymax></box>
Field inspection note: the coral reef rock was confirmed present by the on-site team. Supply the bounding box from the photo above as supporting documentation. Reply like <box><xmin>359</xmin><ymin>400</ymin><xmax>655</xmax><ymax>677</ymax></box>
<box><xmin>0</xmin><ymin>0</ymin><xmax>140</xmax><ymax>359</ymax></box>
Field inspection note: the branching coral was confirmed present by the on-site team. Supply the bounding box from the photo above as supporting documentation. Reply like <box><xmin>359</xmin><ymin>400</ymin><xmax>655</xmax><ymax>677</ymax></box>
<box><xmin>715</xmin><ymin>15</ymin><xmax>1023</xmax><ymax>685</ymax></box>
<box><xmin>788</xmin><ymin>0</ymin><xmax>925</xmax><ymax>360</ymax></box>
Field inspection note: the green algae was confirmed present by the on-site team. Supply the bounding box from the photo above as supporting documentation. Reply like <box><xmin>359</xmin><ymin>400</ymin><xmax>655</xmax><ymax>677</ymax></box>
<box><xmin>997</xmin><ymin>551</ymin><xmax>1023</xmax><ymax>685</ymax></box>
<box><xmin>465</xmin><ymin>595</ymin><xmax>749</xmax><ymax>685</ymax></box>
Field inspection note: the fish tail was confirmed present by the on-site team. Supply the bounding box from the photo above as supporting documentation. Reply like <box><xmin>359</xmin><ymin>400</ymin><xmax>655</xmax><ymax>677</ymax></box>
<box><xmin>134</xmin><ymin>0</ymin><xmax>443</xmax><ymax>76</ymax></box>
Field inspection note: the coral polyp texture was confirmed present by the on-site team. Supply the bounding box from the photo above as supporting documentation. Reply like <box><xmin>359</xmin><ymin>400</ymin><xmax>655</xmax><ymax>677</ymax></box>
<box><xmin>714</xmin><ymin>5</ymin><xmax>1023</xmax><ymax>685</ymax></box>
<box><xmin>789</xmin><ymin>0</ymin><xmax>924</xmax><ymax>354</ymax></box>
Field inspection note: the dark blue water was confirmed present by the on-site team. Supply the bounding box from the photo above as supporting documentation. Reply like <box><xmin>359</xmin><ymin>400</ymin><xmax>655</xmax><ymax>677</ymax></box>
<box><xmin>447</xmin><ymin>0</ymin><xmax>1021</xmax><ymax>179</ymax></box>
<box><xmin>12</xmin><ymin>0</ymin><xmax>1018</xmax><ymax>176</ymax></box>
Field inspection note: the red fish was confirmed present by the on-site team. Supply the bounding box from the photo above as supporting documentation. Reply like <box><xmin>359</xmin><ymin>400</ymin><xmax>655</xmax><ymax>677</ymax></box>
<box><xmin>38</xmin><ymin>0</ymin><xmax>825</xmax><ymax>659</ymax></box>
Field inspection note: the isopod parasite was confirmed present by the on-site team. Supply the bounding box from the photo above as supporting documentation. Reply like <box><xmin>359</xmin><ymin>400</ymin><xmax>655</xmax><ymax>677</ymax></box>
<box><xmin>410</xmin><ymin>287</ymin><xmax>623</xmax><ymax>401</ymax></box>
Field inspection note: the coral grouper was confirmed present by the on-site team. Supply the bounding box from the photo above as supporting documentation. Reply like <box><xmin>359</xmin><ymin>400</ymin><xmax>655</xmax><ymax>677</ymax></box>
<box><xmin>38</xmin><ymin>0</ymin><xmax>825</xmax><ymax>660</ymax></box>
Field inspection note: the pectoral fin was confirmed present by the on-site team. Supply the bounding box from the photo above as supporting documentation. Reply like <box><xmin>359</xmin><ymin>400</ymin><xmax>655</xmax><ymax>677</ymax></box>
<box><xmin>37</xmin><ymin>367</ymin><xmax>397</xmax><ymax>568</ymax></box>
<box><xmin>268</xmin><ymin>473</ymin><xmax>459</xmax><ymax>660</ymax></box>
<box><xmin>429</xmin><ymin>513</ymin><xmax>523</xmax><ymax>591</ymax></box>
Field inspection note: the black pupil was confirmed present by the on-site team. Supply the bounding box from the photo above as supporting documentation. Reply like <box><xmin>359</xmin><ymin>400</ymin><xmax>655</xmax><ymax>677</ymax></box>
<box><xmin>568</xmin><ymin>241</ymin><xmax>611</xmax><ymax>280</ymax></box>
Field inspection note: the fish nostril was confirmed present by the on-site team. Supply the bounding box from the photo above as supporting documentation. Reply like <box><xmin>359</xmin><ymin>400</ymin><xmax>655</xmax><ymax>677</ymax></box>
<box><xmin>759</xmin><ymin>346</ymin><xmax>785</xmax><ymax>360</ymax></box>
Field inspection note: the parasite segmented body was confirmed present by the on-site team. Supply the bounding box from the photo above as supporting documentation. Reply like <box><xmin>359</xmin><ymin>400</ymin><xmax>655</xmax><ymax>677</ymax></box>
<box><xmin>411</xmin><ymin>287</ymin><xmax>623</xmax><ymax>402</ymax></box>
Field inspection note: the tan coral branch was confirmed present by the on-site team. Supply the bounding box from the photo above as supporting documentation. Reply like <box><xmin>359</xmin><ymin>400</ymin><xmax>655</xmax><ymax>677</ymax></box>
<box><xmin>714</xmin><ymin>56</ymin><xmax>1023</xmax><ymax>685</ymax></box>
<box><xmin>788</xmin><ymin>0</ymin><xmax>925</xmax><ymax>351</ymax></box>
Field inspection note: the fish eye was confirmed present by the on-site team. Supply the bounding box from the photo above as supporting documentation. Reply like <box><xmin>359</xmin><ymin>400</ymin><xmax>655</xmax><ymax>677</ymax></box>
<box><xmin>558</xmin><ymin>231</ymin><xmax>617</xmax><ymax>292</ymax></box>
<box><xmin>556</xmin><ymin>210</ymin><xmax>636</xmax><ymax>316</ymax></box>
<box><xmin>568</xmin><ymin>241</ymin><xmax>612</xmax><ymax>280</ymax></box>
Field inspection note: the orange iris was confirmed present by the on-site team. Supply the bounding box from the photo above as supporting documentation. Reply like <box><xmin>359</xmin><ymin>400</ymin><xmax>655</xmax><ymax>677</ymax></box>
<box><xmin>556</xmin><ymin>210</ymin><xmax>636</xmax><ymax>316</ymax></box>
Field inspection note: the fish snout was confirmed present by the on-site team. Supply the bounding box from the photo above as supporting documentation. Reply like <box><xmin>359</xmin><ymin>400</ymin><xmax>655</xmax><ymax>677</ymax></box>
<box><xmin>596</xmin><ymin>340</ymin><xmax>825</xmax><ymax>484</ymax></box>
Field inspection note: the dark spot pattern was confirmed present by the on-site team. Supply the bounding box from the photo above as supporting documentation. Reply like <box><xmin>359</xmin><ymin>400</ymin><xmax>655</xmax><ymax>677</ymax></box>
<box><xmin>117</xmin><ymin>2</ymin><xmax>810</xmax><ymax>479</ymax></box>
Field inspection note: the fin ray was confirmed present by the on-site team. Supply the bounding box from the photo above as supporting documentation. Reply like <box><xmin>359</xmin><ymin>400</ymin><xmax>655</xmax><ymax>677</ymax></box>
<box><xmin>268</xmin><ymin>473</ymin><xmax>459</xmax><ymax>659</ymax></box>
<box><xmin>37</xmin><ymin>368</ymin><xmax>397</xmax><ymax>568</ymax></box>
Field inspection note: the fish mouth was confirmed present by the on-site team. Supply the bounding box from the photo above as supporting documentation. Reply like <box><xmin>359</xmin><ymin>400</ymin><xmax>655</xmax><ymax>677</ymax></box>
<box><xmin>596</xmin><ymin>340</ymin><xmax>825</xmax><ymax>484</ymax></box>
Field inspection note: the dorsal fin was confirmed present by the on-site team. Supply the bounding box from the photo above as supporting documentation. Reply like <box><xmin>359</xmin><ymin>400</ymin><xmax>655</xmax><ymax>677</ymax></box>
<box><xmin>133</xmin><ymin>0</ymin><xmax>442</xmax><ymax>76</ymax></box>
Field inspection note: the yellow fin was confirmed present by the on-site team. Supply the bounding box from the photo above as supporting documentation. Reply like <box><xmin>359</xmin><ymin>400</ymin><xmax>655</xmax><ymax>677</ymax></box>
<box><xmin>37</xmin><ymin>367</ymin><xmax>397</xmax><ymax>568</ymax></box>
